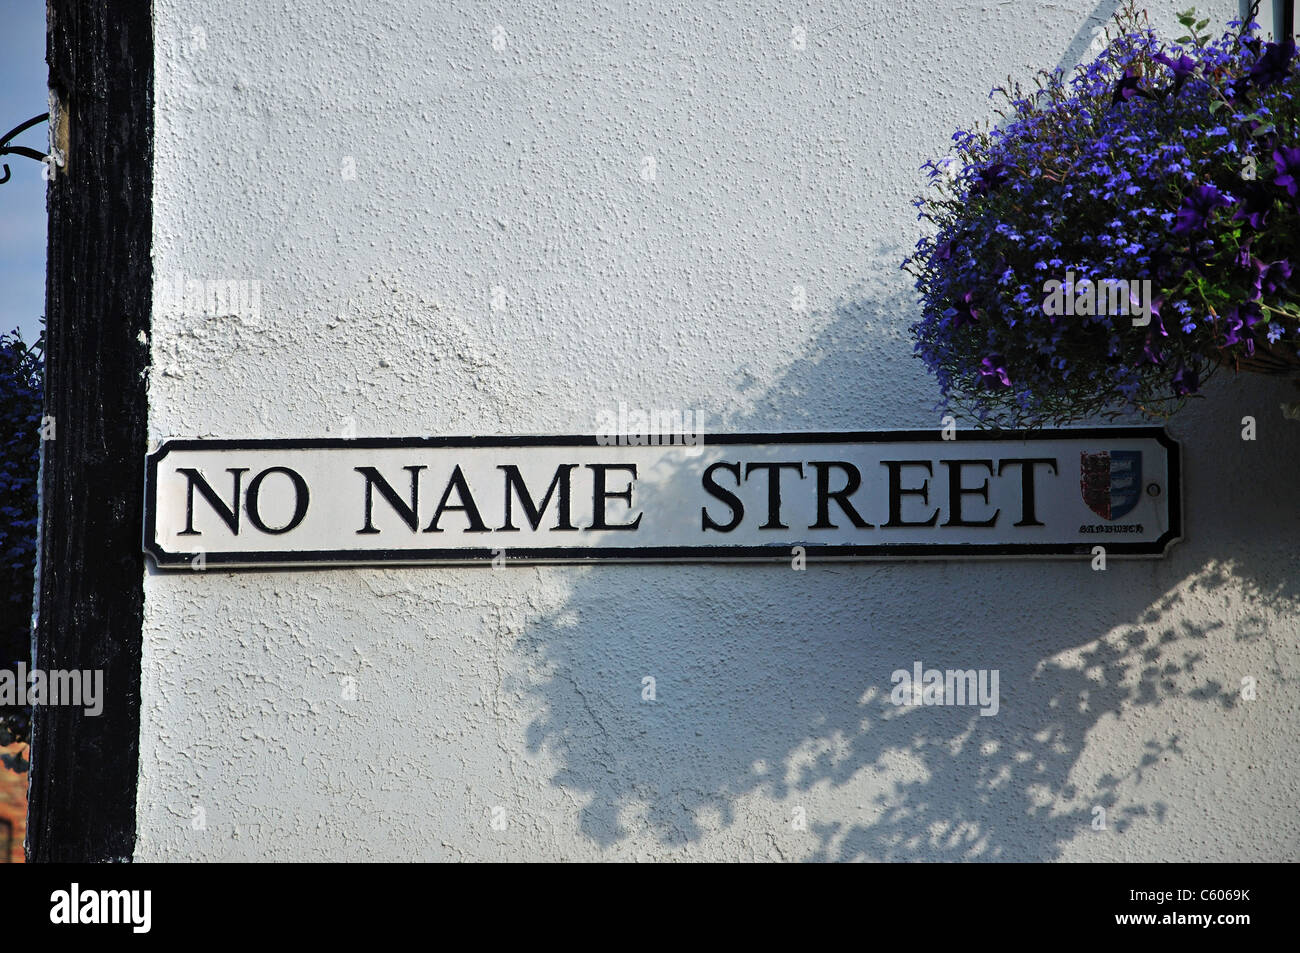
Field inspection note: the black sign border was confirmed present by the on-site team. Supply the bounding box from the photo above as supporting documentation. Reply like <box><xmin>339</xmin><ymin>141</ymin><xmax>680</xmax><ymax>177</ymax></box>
<box><xmin>143</xmin><ymin>427</ymin><xmax>1182</xmax><ymax>568</ymax></box>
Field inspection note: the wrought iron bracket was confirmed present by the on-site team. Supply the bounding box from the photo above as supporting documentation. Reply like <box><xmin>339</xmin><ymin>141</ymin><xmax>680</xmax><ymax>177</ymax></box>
<box><xmin>0</xmin><ymin>113</ymin><xmax>49</xmax><ymax>184</ymax></box>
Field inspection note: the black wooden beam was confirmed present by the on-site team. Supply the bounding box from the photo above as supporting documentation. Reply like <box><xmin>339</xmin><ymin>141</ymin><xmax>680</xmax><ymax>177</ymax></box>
<box><xmin>27</xmin><ymin>0</ymin><xmax>152</xmax><ymax>862</ymax></box>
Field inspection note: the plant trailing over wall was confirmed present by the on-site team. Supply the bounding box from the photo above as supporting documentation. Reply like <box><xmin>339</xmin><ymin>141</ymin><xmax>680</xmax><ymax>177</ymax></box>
<box><xmin>904</xmin><ymin>2</ymin><xmax>1300</xmax><ymax>426</ymax></box>
<box><xmin>0</xmin><ymin>328</ymin><xmax>41</xmax><ymax>768</ymax></box>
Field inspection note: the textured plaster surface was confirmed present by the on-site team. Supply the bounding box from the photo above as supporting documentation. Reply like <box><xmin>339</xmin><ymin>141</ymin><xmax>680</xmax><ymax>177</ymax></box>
<box><xmin>138</xmin><ymin>0</ymin><xmax>1300</xmax><ymax>860</ymax></box>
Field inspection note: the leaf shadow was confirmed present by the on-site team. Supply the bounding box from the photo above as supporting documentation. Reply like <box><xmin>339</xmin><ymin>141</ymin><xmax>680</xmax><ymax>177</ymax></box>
<box><xmin>517</xmin><ymin>250</ymin><xmax>1300</xmax><ymax>860</ymax></box>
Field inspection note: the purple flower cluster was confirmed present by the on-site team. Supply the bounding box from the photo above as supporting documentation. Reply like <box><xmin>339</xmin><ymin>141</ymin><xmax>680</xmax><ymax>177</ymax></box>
<box><xmin>904</xmin><ymin>6</ymin><xmax>1300</xmax><ymax>425</ymax></box>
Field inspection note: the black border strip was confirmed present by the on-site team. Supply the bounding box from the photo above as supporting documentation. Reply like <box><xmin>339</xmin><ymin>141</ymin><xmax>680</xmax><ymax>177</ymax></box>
<box><xmin>27</xmin><ymin>2</ymin><xmax>152</xmax><ymax>861</ymax></box>
<box><xmin>144</xmin><ymin>427</ymin><xmax>1182</xmax><ymax>567</ymax></box>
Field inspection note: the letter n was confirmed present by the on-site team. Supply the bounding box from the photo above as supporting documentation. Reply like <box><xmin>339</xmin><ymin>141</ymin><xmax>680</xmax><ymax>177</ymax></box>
<box><xmin>178</xmin><ymin>467</ymin><xmax>248</xmax><ymax>536</ymax></box>
<box><xmin>356</xmin><ymin>466</ymin><xmax>426</xmax><ymax>533</ymax></box>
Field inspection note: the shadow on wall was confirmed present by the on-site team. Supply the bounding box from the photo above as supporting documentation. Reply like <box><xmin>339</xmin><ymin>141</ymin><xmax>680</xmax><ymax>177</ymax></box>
<box><xmin>516</xmin><ymin>252</ymin><xmax>1300</xmax><ymax>861</ymax></box>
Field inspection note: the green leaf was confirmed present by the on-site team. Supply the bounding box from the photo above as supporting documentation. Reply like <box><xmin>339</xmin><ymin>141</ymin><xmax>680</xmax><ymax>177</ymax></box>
<box><xmin>1175</xmin><ymin>35</ymin><xmax>1193</xmax><ymax>44</ymax></box>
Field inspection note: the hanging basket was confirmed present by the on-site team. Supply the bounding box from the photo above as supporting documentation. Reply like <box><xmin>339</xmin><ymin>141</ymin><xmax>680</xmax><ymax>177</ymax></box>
<box><xmin>902</xmin><ymin>3</ymin><xmax>1300</xmax><ymax>427</ymax></box>
<box><xmin>1208</xmin><ymin>338</ymin><xmax>1300</xmax><ymax>420</ymax></box>
<box><xmin>1207</xmin><ymin>337</ymin><xmax>1300</xmax><ymax>379</ymax></box>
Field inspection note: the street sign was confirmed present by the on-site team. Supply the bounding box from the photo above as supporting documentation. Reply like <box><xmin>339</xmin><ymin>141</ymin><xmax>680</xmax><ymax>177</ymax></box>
<box><xmin>143</xmin><ymin>429</ymin><xmax>1180</xmax><ymax>568</ymax></box>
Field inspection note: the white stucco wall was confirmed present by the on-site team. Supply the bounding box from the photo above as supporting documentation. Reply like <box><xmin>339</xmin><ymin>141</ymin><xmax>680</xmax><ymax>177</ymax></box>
<box><xmin>137</xmin><ymin>0</ymin><xmax>1300</xmax><ymax>860</ymax></box>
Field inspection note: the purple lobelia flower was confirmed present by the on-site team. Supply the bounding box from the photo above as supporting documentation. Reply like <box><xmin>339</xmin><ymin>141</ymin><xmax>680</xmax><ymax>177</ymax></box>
<box><xmin>1273</xmin><ymin>147</ymin><xmax>1300</xmax><ymax>197</ymax></box>
<box><xmin>1248</xmin><ymin>39</ymin><xmax>1297</xmax><ymax>88</ymax></box>
<box><xmin>978</xmin><ymin>354</ymin><xmax>1012</xmax><ymax>388</ymax></box>
<box><xmin>1171</xmin><ymin>184</ymin><xmax>1232</xmax><ymax>234</ymax></box>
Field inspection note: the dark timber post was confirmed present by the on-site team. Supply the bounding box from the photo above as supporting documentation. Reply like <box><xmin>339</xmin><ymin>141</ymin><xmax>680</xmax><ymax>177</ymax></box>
<box><xmin>27</xmin><ymin>1</ymin><xmax>152</xmax><ymax>862</ymax></box>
